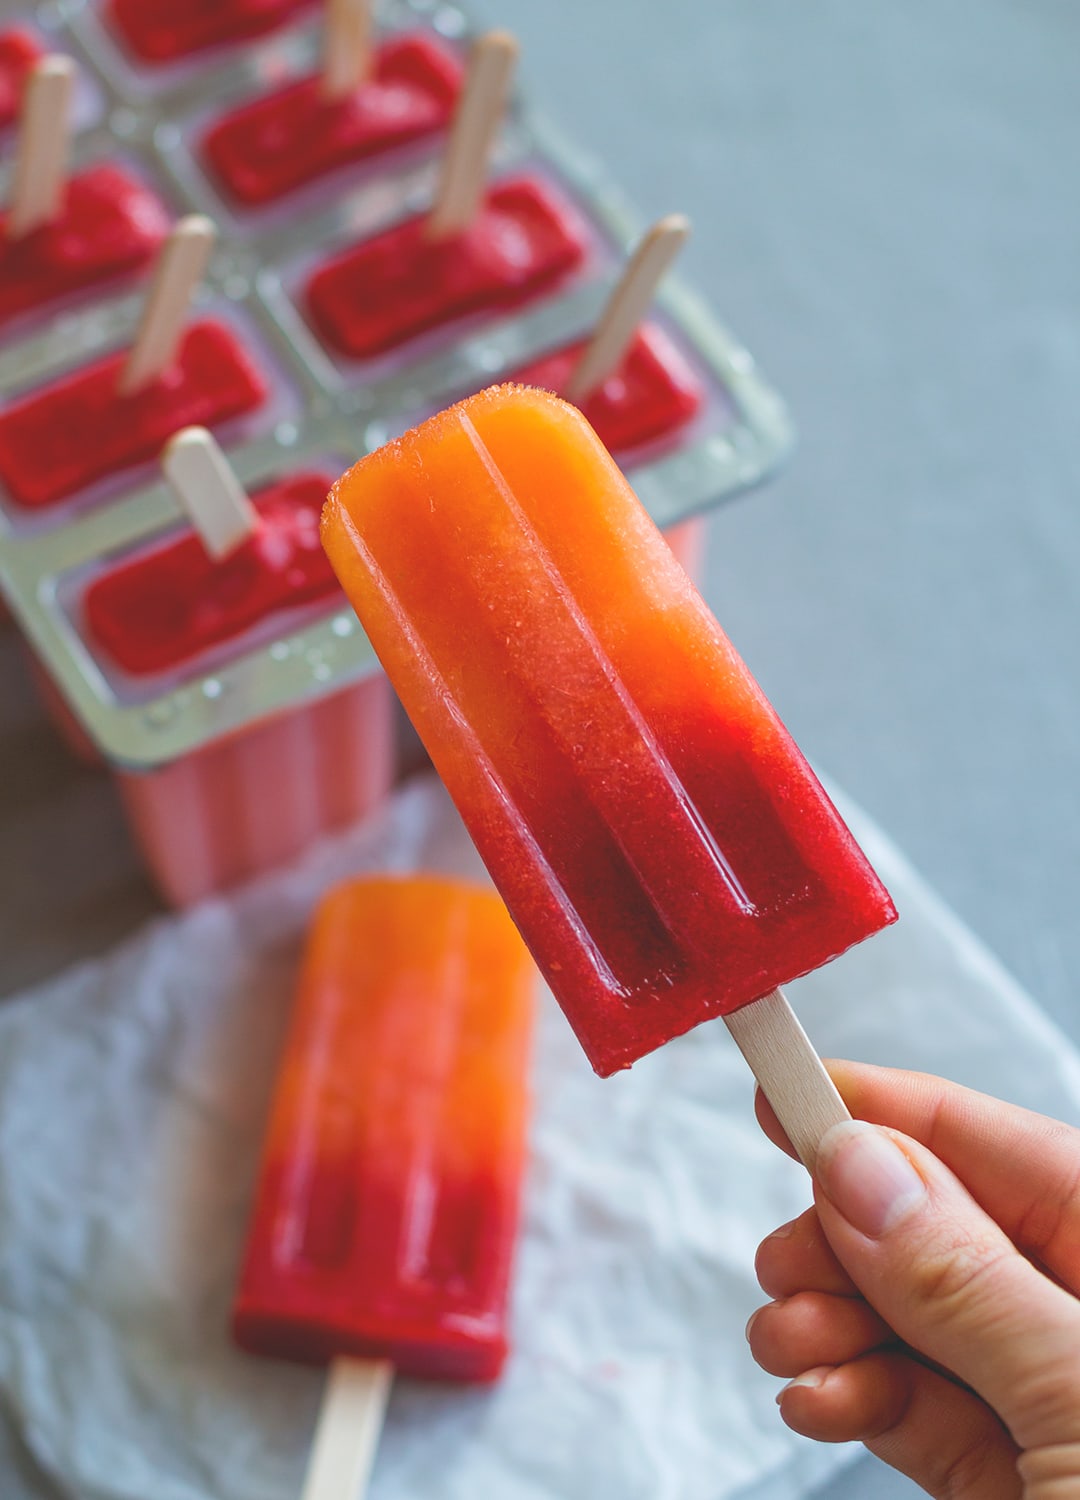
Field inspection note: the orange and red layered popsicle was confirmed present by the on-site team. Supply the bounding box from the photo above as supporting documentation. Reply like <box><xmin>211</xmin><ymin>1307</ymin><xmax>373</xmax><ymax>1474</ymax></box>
<box><xmin>322</xmin><ymin>388</ymin><xmax>896</xmax><ymax>1076</ymax></box>
<box><xmin>202</xmin><ymin>32</ymin><xmax>463</xmax><ymax>207</ymax></box>
<box><xmin>85</xmin><ymin>470</ymin><xmax>338</xmax><ymax>675</ymax></box>
<box><xmin>107</xmin><ymin>0</ymin><xmax>318</xmax><ymax>64</ymax></box>
<box><xmin>234</xmin><ymin>875</ymin><xmax>535</xmax><ymax>1381</ymax></box>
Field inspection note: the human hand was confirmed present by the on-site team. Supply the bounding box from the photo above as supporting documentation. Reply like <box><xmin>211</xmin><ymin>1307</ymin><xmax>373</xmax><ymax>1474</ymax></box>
<box><xmin>747</xmin><ymin>1062</ymin><xmax>1080</xmax><ymax>1498</ymax></box>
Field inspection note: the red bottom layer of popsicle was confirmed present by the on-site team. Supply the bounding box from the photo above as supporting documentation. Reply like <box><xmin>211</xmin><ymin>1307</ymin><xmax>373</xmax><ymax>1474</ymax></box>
<box><xmin>0</xmin><ymin>320</ymin><xmax>268</xmax><ymax>510</ymax></box>
<box><xmin>119</xmin><ymin>674</ymin><xmax>393</xmax><ymax>906</ymax></box>
<box><xmin>107</xmin><ymin>0</ymin><xmax>319</xmax><ymax>63</ymax></box>
<box><xmin>0</xmin><ymin>27</ymin><xmax>41</xmax><ymax>129</ymax></box>
<box><xmin>0</xmin><ymin>164</ymin><xmax>170</xmax><ymax>329</ymax></box>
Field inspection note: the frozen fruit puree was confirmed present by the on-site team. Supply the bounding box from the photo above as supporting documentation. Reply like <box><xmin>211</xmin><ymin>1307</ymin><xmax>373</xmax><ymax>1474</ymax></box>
<box><xmin>233</xmin><ymin>875</ymin><xmax>535</xmax><ymax>1381</ymax></box>
<box><xmin>0</xmin><ymin>28</ymin><xmax>41</xmax><ymax>129</ymax></box>
<box><xmin>322</xmin><ymin>387</ymin><xmax>897</xmax><ymax>1076</ymax></box>
<box><xmin>85</xmin><ymin>471</ymin><xmax>338</xmax><ymax>675</ymax></box>
<box><xmin>0</xmin><ymin>320</ymin><xmax>267</xmax><ymax>510</ymax></box>
<box><xmin>203</xmin><ymin>33</ymin><xmax>463</xmax><ymax>206</ymax></box>
<box><xmin>516</xmin><ymin>323</ymin><xmax>703</xmax><ymax>453</ymax></box>
<box><xmin>0</xmin><ymin>164</ymin><xmax>170</xmax><ymax>327</ymax></box>
<box><xmin>107</xmin><ymin>0</ymin><xmax>318</xmax><ymax>63</ymax></box>
<box><xmin>306</xmin><ymin>175</ymin><xmax>588</xmax><ymax>359</ymax></box>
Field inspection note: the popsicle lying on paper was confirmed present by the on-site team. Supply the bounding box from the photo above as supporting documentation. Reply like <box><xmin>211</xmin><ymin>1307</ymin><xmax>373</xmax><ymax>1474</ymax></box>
<box><xmin>0</xmin><ymin>27</ymin><xmax>42</xmax><ymax>129</ymax></box>
<box><xmin>235</xmin><ymin>875</ymin><xmax>534</xmax><ymax>1495</ymax></box>
<box><xmin>202</xmin><ymin>32</ymin><xmax>463</xmax><ymax>207</ymax></box>
<box><xmin>322</xmin><ymin>387</ymin><xmax>897</xmax><ymax>1163</ymax></box>
<box><xmin>107</xmin><ymin>0</ymin><xmax>317</xmax><ymax>63</ymax></box>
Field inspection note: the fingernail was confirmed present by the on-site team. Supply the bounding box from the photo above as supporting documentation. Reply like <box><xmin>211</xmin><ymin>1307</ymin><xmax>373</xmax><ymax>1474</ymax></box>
<box><xmin>816</xmin><ymin>1120</ymin><xmax>926</xmax><ymax>1238</ymax></box>
<box><xmin>744</xmin><ymin>1307</ymin><xmax>761</xmax><ymax>1341</ymax></box>
<box><xmin>776</xmin><ymin>1366</ymin><xmax>832</xmax><ymax>1404</ymax></box>
<box><xmin>767</xmin><ymin>1218</ymin><xmax>797</xmax><ymax>1240</ymax></box>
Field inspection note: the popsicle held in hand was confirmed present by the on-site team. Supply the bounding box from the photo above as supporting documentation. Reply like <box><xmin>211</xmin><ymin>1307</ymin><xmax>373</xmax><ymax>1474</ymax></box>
<box><xmin>322</xmin><ymin>386</ymin><xmax>897</xmax><ymax>1166</ymax></box>
<box><xmin>234</xmin><ymin>875</ymin><xmax>535</xmax><ymax>1498</ymax></box>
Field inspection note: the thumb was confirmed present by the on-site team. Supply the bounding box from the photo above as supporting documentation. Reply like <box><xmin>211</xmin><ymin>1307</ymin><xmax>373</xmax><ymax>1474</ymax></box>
<box><xmin>813</xmin><ymin>1119</ymin><xmax>1080</xmax><ymax>1452</ymax></box>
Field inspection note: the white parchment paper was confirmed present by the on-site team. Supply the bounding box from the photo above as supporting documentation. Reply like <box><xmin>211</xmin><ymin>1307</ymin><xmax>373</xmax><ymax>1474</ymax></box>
<box><xmin>0</xmin><ymin>775</ymin><xmax>1077</xmax><ymax>1500</ymax></box>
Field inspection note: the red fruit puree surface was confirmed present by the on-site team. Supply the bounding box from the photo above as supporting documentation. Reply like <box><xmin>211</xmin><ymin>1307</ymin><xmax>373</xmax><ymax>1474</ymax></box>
<box><xmin>203</xmin><ymin>33</ymin><xmax>463</xmax><ymax>207</ymax></box>
<box><xmin>0</xmin><ymin>165</ymin><xmax>170</xmax><ymax>327</ymax></box>
<box><xmin>516</xmin><ymin>324</ymin><xmax>704</xmax><ymax>454</ymax></box>
<box><xmin>85</xmin><ymin>471</ymin><xmax>338</xmax><ymax>675</ymax></box>
<box><xmin>306</xmin><ymin>175</ymin><xmax>588</xmax><ymax>359</ymax></box>
<box><xmin>0</xmin><ymin>28</ymin><xmax>41</xmax><ymax>129</ymax></box>
<box><xmin>0</xmin><ymin>320</ymin><xmax>268</xmax><ymax>510</ymax></box>
<box><xmin>107</xmin><ymin>0</ymin><xmax>318</xmax><ymax>64</ymax></box>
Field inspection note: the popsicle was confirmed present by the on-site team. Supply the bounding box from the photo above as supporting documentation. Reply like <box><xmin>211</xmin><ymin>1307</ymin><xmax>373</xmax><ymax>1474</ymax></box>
<box><xmin>306</xmin><ymin>31</ymin><xmax>589</xmax><ymax>360</ymax></box>
<box><xmin>106</xmin><ymin>0</ymin><xmax>318</xmax><ymax>64</ymax></box>
<box><xmin>322</xmin><ymin>387</ymin><xmax>897</xmax><ymax>1162</ymax></box>
<box><xmin>234</xmin><ymin>875</ymin><xmax>535</xmax><ymax>1496</ymax></box>
<box><xmin>202</xmin><ymin>25</ymin><xmax>463</xmax><ymax>207</ymax></box>
<box><xmin>0</xmin><ymin>219</ymin><xmax>267</xmax><ymax>511</ymax></box>
<box><xmin>515</xmin><ymin>216</ymin><xmax>704</xmax><ymax>455</ymax></box>
<box><xmin>0</xmin><ymin>27</ymin><xmax>41</xmax><ymax>130</ymax></box>
<box><xmin>1</xmin><ymin>57</ymin><xmax>169</xmax><ymax>325</ymax></box>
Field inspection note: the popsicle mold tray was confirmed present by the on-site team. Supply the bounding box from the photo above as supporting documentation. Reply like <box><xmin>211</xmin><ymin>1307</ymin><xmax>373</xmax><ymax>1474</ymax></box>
<box><xmin>0</xmin><ymin>0</ymin><xmax>792</xmax><ymax>773</ymax></box>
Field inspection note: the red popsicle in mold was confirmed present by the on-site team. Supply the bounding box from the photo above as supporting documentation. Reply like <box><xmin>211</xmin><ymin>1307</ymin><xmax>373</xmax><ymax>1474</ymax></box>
<box><xmin>305</xmin><ymin>30</ymin><xmax>588</xmax><ymax>359</ymax></box>
<box><xmin>202</xmin><ymin>32</ymin><xmax>463</xmax><ymax>207</ymax></box>
<box><xmin>0</xmin><ymin>28</ymin><xmax>41</xmax><ymax>129</ymax></box>
<box><xmin>515</xmin><ymin>215</ymin><xmax>704</xmax><ymax>454</ymax></box>
<box><xmin>0</xmin><ymin>218</ymin><xmax>267</xmax><ymax>510</ymax></box>
<box><xmin>107</xmin><ymin>0</ymin><xmax>318</xmax><ymax>64</ymax></box>
<box><xmin>0</xmin><ymin>57</ymin><xmax>169</xmax><ymax>326</ymax></box>
<box><xmin>85</xmin><ymin>469</ymin><xmax>339</xmax><ymax>676</ymax></box>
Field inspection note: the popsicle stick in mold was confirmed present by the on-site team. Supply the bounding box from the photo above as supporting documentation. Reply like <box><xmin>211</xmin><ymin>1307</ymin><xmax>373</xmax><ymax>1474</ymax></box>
<box><xmin>301</xmin><ymin>1358</ymin><xmax>393</xmax><ymax>1500</ymax></box>
<box><xmin>322</xmin><ymin>0</ymin><xmax>373</xmax><ymax>101</ymax></box>
<box><xmin>426</xmin><ymin>30</ymin><xmax>518</xmax><ymax>241</ymax></box>
<box><xmin>6</xmin><ymin>55</ymin><xmax>75</xmax><ymax>240</ymax></box>
<box><xmin>724</xmin><ymin>989</ymin><xmax>851</xmax><ymax>1171</ymax></box>
<box><xmin>162</xmin><ymin>426</ymin><xmax>258</xmax><ymax>560</ymax></box>
<box><xmin>119</xmin><ymin>215</ymin><xmax>217</xmax><ymax>397</ymax></box>
<box><xmin>565</xmin><ymin>213</ymin><xmax>691</xmax><ymax>403</ymax></box>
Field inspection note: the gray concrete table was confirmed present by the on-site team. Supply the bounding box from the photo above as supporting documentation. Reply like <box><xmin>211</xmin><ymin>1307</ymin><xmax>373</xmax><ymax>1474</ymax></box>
<box><xmin>3</xmin><ymin>2</ymin><xmax>1079</xmax><ymax>1497</ymax></box>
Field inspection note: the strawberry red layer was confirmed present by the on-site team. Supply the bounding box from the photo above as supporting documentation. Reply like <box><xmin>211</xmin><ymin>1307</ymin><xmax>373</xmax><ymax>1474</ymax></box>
<box><xmin>0</xmin><ymin>320</ymin><xmax>267</xmax><ymax>510</ymax></box>
<box><xmin>0</xmin><ymin>28</ymin><xmax>41</xmax><ymax>129</ymax></box>
<box><xmin>516</xmin><ymin>324</ymin><xmax>704</xmax><ymax>453</ymax></box>
<box><xmin>0</xmin><ymin>164</ymin><xmax>170</xmax><ymax>327</ymax></box>
<box><xmin>85</xmin><ymin>471</ymin><xmax>338</xmax><ymax>675</ymax></box>
<box><xmin>107</xmin><ymin>0</ymin><xmax>318</xmax><ymax>63</ymax></box>
<box><xmin>306</xmin><ymin>175</ymin><xmax>588</xmax><ymax>359</ymax></box>
<box><xmin>202</xmin><ymin>33</ymin><xmax>463</xmax><ymax>207</ymax></box>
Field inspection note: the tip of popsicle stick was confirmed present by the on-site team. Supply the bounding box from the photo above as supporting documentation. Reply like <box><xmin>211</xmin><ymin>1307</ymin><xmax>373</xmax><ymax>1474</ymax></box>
<box><xmin>171</xmin><ymin>213</ymin><xmax>218</xmax><ymax>247</ymax></box>
<box><xmin>31</xmin><ymin>54</ymin><xmax>76</xmax><ymax>84</ymax></box>
<box><xmin>654</xmin><ymin>211</ymin><xmax>692</xmax><ymax>242</ymax></box>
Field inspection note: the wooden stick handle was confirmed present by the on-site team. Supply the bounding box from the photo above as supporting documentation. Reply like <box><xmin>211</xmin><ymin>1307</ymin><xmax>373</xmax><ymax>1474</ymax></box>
<box><xmin>161</xmin><ymin>427</ymin><xmax>258</xmax><ymax>560</ymax></box>
<box><xmin>322</xmin><ymin>0</ymin><xmax>372</xmax><ymax>101</ymax></box>
<box><xmin>119</xmin><ymin>215</ymin><xmax>216</xmax><ymax>397</ymax></box>
<box><xmin>565</xmin><ymin>213</ymin><xmax>690</xmax><ymax>402</ymax></box>
<box><xmin>301</xmin><ymin>1358</ymin><xmax>393</xmax><ymax>1500</ymax></box>
<box><xmin>724</xmin><ymin>988</ymin><xmax>851</xmax><ymax>1172</ymax></box>
<box><xmin>426</xmin><ymin>30</ymin><xmax>517</xmax><ymax>241</ymax></box>
<box><xmin>7</xmin><ymin>56</ymin><xmax>75</xmax><ymax>240</ymax></box>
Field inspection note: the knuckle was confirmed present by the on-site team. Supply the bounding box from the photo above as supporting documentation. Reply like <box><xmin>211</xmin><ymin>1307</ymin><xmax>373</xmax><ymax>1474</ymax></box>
<box><xmin>933</xmin><ymin>1422</ymin><xmax>1013</xmax><ymax>1500</ymax></box>
<box><xmin>906</xmin><ymin>1233</ymin><xmax>1014</xmax><ymax>1320</ymax></box>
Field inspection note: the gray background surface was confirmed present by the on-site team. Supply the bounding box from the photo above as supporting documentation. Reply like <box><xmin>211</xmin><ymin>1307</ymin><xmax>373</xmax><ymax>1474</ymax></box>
<box><xmin>2</xmin><ymin>2</ymin><xmax>1079</xmax><ymax>1497</ymax></box>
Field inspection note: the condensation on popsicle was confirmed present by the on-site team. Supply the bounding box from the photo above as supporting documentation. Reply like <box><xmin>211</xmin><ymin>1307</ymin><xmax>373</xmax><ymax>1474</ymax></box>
<box><xmin>234</xmin><ymin>875</ymin><xmax>535</xmax><ymax>1381</ymax></box>
<box><xmin>322</xmin><ymin>387</ymin><xmax>897</xmax><ymax>1077</ymax></box>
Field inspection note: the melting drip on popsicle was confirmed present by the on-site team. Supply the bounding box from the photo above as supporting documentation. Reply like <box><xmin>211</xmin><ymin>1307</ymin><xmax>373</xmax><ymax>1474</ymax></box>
<box><xmin>106</xmin><ymin>0</ymin><xmax>320</xmax><ymax>64</ymax></box>
<box><xmin>0</xmin><ymin>217</ymin><xmax>267</xmax><ymax>510</ymax></box>
<box><xmin>0</xmin><ymin>55</ymin><xmax>170</xmax><ymax>327</ymax></box>
<box><xmin>322</xmin><ymin>387</ymin><xmax>897</xmax><ymax>1079</ymax></box>
<box><xmin>305</xmin><ymin>29</ymin><xmax>589</xmax><ymax>360</ymax></box>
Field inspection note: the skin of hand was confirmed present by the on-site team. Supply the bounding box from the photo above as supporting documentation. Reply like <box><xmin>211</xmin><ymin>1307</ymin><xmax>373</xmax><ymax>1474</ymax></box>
<box><xmin>747</xmin><ymin>1062</ymin><xmax>1080</xmax><ymax>1499</ymax></box>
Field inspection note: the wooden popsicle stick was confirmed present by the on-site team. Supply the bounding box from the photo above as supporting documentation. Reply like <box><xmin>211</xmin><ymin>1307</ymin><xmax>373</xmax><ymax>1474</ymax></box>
<box><xmin>565</xmin><ymin>213</ymin><xmax>691</xmax><ymax>402</ymax></box>
<box><xmin>724</xmin><ymin>987</ymin><xmax>851</xmax><ymax>1172</ymax></box>
<box><xmin>322</xmin><ymin>0</ymin><xmax>373</xmax><ymax>101</ymax></box>
<box><xmin>118</xmin><ymin>215</ymin><xmax>217</xmax><ymax>397</ymax></box>
<box><xmin>301</xmin><ymin>1358</ymin><xmax>393</xmax><ymax>1500</ymax></box>
<box><xmin>161</xmin><ymin>427</ymin><xmax>259</xmax><ymax>560</ymax></box>
<box><xmin>7</xmin><ymin>56</ymin><xmax>76</xmax><ymax>240</ymax></box>
<box><xmin>426</xmin><ymin>30</ymin><xmax>518</xmax><ymax>241</ymax></box>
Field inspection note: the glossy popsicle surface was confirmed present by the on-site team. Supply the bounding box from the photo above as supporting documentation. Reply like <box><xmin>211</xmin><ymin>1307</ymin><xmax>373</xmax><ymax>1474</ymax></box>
<box><xmin>234</xmin><ymin>875</ymin><xmax>535</xmax><ymax>1381</ymax></box>
<box><xmin>203</xmin><ymin>33</ymin><xmax>462</xmax><ymax>207</ymax></box>
<box><xmin>322</xmin><ymin>387</ymin><xmax>896</xmax><ymax>1076</ymax></box>
<box><xmin>107</xmin><ymin>0</ymin><xmax>317</xmax><ymax>63</ymax></box>
<box><xmin>85</xmin><ymin>471</ymin><xmax>338</xmax><ymax>675</ymax></box>
<box><xmin>0</xmin><ymin>165</ymin><xmax>170</xmax><ymax>327</ymax></box>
